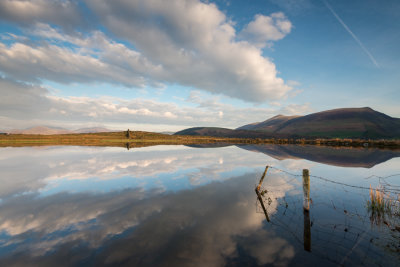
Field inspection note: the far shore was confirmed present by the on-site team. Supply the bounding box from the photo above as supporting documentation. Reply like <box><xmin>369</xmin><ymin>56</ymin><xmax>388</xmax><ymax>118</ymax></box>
<box><xmin>0</xmin><ymin>131</ymin><xmax>399</xmax><ymax>149</ymax></box>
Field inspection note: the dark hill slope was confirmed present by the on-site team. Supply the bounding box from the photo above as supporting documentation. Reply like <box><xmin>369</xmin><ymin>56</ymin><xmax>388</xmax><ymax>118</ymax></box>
<box><xmin>176</xmin><ymin>108</ymin><xmax>400</xmax><ymax>139</ymax></box>
<box><xmin>237</xmin><ymin>115</ymin><xmax>299</xmax><ymax>131</ymax></box>
<box><xmin>174</xmin><ymin>127</ymin><xmax>278</xmax><ymax>138</ymax></box>
<box><xmin>271</xmin><ymin>107</ymin><xmax>400</xmax><ymax>138</ymax></box>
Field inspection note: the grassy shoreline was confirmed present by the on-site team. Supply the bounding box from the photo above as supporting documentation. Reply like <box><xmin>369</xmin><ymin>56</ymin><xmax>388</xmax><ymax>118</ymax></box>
<box><xmin>0</xmin><ymin>131</ymin><xmax>399</xmax><ymax>149</ymax></box>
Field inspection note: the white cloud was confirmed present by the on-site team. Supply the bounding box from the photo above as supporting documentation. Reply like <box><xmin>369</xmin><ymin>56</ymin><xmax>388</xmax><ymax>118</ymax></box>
<box><xmin>85</xmin><ymin>0</ymin><xmax>292</xmax><ymax>102</ymax></box>
<box><xmin>278</xmin><ymin>103</ymin><xmax>312</xmax><ymax>115</ymax></box>
<box><xmin>0</xmin><ymin>0</ymin><xmax>293</xmax><ymax>102</ymax></box>
<box><xmin>0</xmin><ymin>31</ymin><xmax>156</xmax><ymax>87</ymax></box>
<box><xmin>0</xmin><ymin>0</ymin><xmax>306</xmax><ymax>129</ymax></box>
<box><xmin>0</xmin><ymin>78</ymin><xmax>310</xmax><ymax>131</ymax></box>
<box><xmin>240</xmin><ymin>12</ymin><xmax>292</xmax><ymax>48</ymax></box>
<box><xmin>0</xmin><ymin>0</ymin><xmax>84</xmax><ymax>30</ymax></box>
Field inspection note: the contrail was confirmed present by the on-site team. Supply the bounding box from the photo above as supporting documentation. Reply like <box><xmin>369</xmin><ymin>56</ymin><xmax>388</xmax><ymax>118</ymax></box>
<box><xmin>323</xmin><ymin>0</ymin><xmax>379</xmax><ymax>68</ymax></box>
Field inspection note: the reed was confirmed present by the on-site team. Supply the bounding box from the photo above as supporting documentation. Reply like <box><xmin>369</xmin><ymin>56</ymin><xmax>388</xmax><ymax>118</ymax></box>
<box><xmin>367</xmin><ymin>185</ymin><xmax>392</xmax><ymax>216</ymax></box>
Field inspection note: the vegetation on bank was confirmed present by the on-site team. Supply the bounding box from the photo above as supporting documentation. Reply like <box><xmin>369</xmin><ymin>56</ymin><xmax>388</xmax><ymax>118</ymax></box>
<box><xmin>0</xmin><ymin>131</ymin><xmax>399</xmax><ymax>149</ymax></box>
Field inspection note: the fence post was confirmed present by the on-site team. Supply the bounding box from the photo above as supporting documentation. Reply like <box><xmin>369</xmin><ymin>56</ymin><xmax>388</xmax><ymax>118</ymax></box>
<box><xmin>255</xmin><ymin>166</ymin><xmax>270</xmax><ymax>222</ymax></box>
<box><xmin>303</xmin><ymin>169</ymin><xmax>310</xmax><ymax>211</ymax></box>
<box><xmin>303</xmin><ymin>169</ymin><xmax>311</xmax><ymax>251</ymax></box>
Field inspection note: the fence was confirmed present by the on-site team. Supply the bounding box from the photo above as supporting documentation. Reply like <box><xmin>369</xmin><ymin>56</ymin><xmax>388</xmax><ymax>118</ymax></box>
<box><xmin>255</xmin><ymin>165</ymin><xmax>400</xmax><ymax>266</ymax></box>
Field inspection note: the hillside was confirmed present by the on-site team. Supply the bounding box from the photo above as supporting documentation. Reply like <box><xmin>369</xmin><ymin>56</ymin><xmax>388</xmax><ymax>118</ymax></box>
<box><xmin>268</xmin><ymin>107</ymin><xmax>400</xmax><ymax>139</ymax></box>
<box><xmin>73</xmin><ymin>127</ymin><xmax>113</xmax><ymax>133</ymax></box>
<box><xmin>8</xmin><ymin>126</ymin><xmax>71</xmax><ymax>135</ymax></box>
<box><xmin>174</xmin><ymin>127</ymin><xmax>277</xmax><ymax>138</ymax></box>
<box><xmin>237</xmin><ymin>115</ymin><xmax>299</xmax><ymax>131</ymax></box>
<box><xmin>176</xmin><ymin>107</ymin><xmax>400</xmax><ymax>139</ymax></box>
<box><xmin>5</xmin><ymin>126</ymin><xmax>114</xmax><ymax>135</ymax></box>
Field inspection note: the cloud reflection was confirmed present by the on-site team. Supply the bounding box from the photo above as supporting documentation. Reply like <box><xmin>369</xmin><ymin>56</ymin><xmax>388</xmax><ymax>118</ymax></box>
<box><xmin>0</xmin><ymin>172</ymin><xmax>295</xmax><ymax>266</ymax></box>
<box><xmin>0</xmin><ymin>145</ymin><xmax>399</xmax><ymax>265</ymax></box>
<box><xmin>0</xmin><ymin>146</ymin><xmax>278</xmax><ymax>199</ymax></box>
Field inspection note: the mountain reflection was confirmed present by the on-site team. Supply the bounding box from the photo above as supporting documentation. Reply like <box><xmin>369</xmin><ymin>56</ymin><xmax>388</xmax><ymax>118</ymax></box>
<box><xmin>238</xmin><ymin>144</ymin><xmax>400</xmax><ymax>168</ymax></box>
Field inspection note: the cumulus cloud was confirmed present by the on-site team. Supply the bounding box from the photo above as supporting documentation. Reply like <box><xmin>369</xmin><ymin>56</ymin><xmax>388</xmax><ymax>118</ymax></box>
<box><xmin>0</xmin><ymin>0</ymin><xmax>304</xmax><ymax>129</ymax></box>
<box><xmin>0</xmin><ymin>77</ymin><xmax>51</xmax><ymax>118</ymax></box>
<box><xmin>0</xmin><ymin>31</ymin><xmax>156</xmax><ymax>87</ymax></box>
<box><xmin>0</xmin><ymin>78</ymin><xmax>311</xmax><ymax>130</ymax></box>
<box><xmin>0</xmin><ymin>0</ymin><xmax>293</xmax><ymax>102</ymax></box>
<box><xmin>240</xmin><ymin>12</ymin><xmax>292</xmax><ymax>48</ymax></box>
<box><xmin>85</xmin><ymin>0</ymin><xmax>292</xmax><ymax>101</ymax></box>
<box><xmin>0</xmin><ymin>0</ymin><xmax>84</xmax><ymax>30</ymax></box>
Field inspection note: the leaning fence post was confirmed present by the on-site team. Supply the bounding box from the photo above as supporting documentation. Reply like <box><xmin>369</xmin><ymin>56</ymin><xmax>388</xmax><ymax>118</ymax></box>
<box><xmin>303</xmin><ymin>168</ymin><xmax>311</xmax><ymax>251</ymax></box>
<box><xmin>255</xmin><ymin>166</ymin><xmax>270</xmax><ymax>222</ymax></box>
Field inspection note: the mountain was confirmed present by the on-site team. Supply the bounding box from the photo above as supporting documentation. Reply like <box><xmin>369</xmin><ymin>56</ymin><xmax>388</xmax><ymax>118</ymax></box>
<box><xmin>8</xmin><ymin>126</ymin><xmax>71</xmax><ymax>135</ymax></box>
<box><xmin>73</xmin><ymin>127</ymin><xmax>113</xmax><ymax>133</ymax></box>
<box><xmin>237</xmin><ymin>115</ymin><xmax>300</xmax><ymax>131</ymax></box>
<box><xmin>7</xmin><ymin>126</ymin><xmax>114</xmax><ymax>135</ymax></box>
<box><xmin>176</xmin><ymin>107</ymin><xmax>400</xmax><ymax>139</ymax></box>
<box><xmin>261</xmin><ymin>107</ymin><xmax>400</xmax><ymax>139</ymax></box>
<box><xmin>158</xmin><ymin>131</ymin><xmax>175</xmax><ymax>135</ymax></box>
<box><xmin>174</xmin><ymin>127</ymin><xmax>275</xmax><ymax>138</ymax></box>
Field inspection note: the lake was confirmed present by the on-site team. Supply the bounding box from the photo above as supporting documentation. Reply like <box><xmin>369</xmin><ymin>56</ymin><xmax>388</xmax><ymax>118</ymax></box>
<box><xmin>0</xmin><ymin>144</ymin><xmax>399</xmax><ymax>266</ymax></box>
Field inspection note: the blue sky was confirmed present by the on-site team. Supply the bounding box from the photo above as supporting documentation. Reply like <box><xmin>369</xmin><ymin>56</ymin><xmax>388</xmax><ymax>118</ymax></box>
<box><xmin>0</xmin><ymin>0</ymin><xmax>399</xmax><ymax>131</ymax></box>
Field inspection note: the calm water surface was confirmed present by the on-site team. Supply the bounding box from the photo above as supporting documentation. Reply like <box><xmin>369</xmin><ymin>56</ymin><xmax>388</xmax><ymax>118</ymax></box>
<box><xmin>0</xmin><ymin>145</ymin><xmax>399</xmax><ymax>266</ymax></box>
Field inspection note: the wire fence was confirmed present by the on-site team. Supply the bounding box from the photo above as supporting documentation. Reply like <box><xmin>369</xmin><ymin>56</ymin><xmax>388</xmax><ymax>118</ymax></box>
<box><xmin>255</xmin><ymin>165</ymin><xmax>400</xmax><ymax>266</ymax></box>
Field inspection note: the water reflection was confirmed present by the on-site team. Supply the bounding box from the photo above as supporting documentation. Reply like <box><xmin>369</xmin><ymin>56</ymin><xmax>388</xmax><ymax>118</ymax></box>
<box><xmin>255</xmin><ymin>165</ymin><xmax>400</xmax><ymax>266</ymax></box>
<box><xmin>0</xmin><ymin>173</ymin><xmax>295</xmax><ymax>266</ymax></box>
<box><xmin>0</xmin><ymin>146</ymin><xmax>269</xmax><ymax>199</ymax></box>
<box><xmin>0</xmin><ymin>145</ymin><xmax>399</xmax><ymax>266</ymax></box>
<box><xmin>240</xmin><ymin>144</ymin><xmax>400</xmax><ymax>168</ymax></box>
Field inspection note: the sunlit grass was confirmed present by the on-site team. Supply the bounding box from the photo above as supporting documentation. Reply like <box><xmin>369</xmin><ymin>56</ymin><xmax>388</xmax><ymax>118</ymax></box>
<box><xmin>367</xmin><ymin>185</ymin><xmax>400</xmax><ymax>228</ymax></box>
<box><xmin>0</xmin><ymin>131</ymin><xmax>399</xmax><ymax>148</ymax></box>
<box><xmin>367</xmin><ymin>185</ymin><xmax>392</xmax><ymax>215</ymax></box>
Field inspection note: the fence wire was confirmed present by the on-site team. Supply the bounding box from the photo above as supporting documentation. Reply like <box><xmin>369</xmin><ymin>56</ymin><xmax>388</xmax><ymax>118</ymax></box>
<box><xmin>255</xmin><ymin>165</ymin><xmax>400</xmax><ymax>266</ymax></box>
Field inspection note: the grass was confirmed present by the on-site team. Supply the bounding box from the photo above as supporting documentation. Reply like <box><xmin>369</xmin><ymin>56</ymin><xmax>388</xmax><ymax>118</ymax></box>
<box><xmin>0</xmin><ymin>131</ymin><xmax>252</xmax><ymax>148</ymax></box>
<box><xmin>0</xmin><ymin>130</ymin><xmax>399</xmax><ymax>148</ymax></box>
<box><xmin>367</xmin><ymin>185</ymin><xmax>400</xmax><ymax>228</ymax></box>
<box><xmin>367</xmin><ymin>185</ymin><xmax>393</xmax><ymax>215</ymax></box>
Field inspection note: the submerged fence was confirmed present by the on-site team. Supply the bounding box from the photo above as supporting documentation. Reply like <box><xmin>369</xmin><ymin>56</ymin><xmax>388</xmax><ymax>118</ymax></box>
<box><xmin>255</xmin><ymin>166</ymin><xmax>400</xmax><ymax>266</ymax></box>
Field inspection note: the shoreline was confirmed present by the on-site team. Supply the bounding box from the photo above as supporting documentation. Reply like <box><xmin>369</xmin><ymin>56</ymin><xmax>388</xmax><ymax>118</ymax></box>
<box><xmin>0</xmin><ymin>131</ymin><xmax>399</xmax><ymax>149</ymax></box>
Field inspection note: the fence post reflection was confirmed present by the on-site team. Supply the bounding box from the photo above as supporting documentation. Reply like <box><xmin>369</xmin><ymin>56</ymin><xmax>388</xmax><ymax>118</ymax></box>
<box><xmin>303</xmin><ymin>169</ymin><xmax>311</xmax><ymax>252</ymax></box>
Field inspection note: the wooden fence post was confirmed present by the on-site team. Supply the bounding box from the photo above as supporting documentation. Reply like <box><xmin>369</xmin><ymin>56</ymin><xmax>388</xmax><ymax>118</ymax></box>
<box><xmin>303</xmin><ymin>169</ymin><xmax>310</xmax><ymax>211</ymax></box>
<box><xmin>255</xmin><ymin>166</ymin><xmax>270</xmax><ymax>222</ymax></box>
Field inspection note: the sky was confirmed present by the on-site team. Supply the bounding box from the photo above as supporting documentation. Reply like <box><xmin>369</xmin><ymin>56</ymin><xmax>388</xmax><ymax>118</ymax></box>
<box><xmin>0</xmin><ymin>0</ymin><xmax>399</xmax><ymax>132</ymax></box>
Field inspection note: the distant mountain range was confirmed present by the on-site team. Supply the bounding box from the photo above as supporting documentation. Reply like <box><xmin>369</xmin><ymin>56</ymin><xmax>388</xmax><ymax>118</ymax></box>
<box><xmin>3</xmin><ymin>126</ymin><xmax>114</xmax><ymax>135</ymax></box>
<box><xmin>175</xmin><ymin>107</ymin><xmax>400</xmax><ymax>139</ymax></box>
